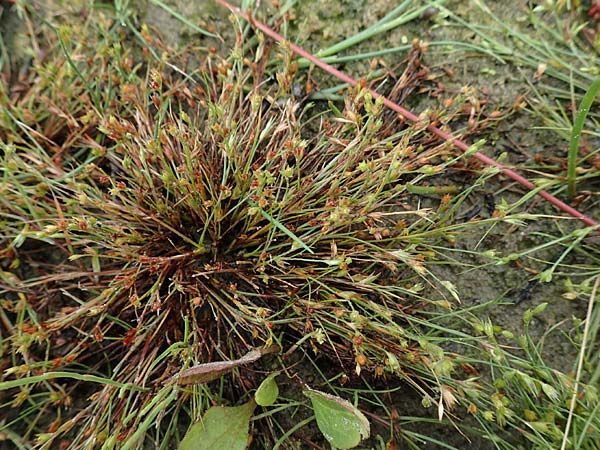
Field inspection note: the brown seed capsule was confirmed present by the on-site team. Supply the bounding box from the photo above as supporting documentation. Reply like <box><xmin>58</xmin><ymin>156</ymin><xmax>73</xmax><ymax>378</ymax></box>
<box><xmin>356</xmin><ymin>354</ymin><xmax>368</xmax><ymax>366</ymax></box>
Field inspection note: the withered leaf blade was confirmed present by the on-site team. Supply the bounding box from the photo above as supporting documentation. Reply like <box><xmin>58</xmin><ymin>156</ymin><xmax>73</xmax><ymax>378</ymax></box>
<box><xmin>175</xmin><ymin>345</ymin><xmax>280</xmax><ymax>386</ymax></box>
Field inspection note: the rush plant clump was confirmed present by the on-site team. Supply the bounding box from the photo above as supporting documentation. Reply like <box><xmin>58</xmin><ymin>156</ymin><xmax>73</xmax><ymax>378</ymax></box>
<box><xmin>1</xmin><ymin>3</ymin><xmax>579</xmax><ymax>449</ymax></box>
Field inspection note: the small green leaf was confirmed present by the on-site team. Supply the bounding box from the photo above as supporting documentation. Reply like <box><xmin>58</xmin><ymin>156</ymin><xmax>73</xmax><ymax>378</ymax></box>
<box><xmin>531</xmin><ymin>302</ymin><xmax>548</xmax><ymax>316</ymax></box>
<box><xmin>255</xmin><ymin>373</ymin><xmax>279</xmax><ymax>406</ymax></box>
<box><xmin>304</xmin><ymin>389</ymin><xmax>370</xmax><ymax>449</ymax></box>
<box><xmin>179</xmin><ymin>401</ymin><xmax>256</xmax><ymax>450</ymax></box>
<box><xmin>538</xmin><ymin>270</ymin><xmax>553</xmax><ymax>283</ymax></box>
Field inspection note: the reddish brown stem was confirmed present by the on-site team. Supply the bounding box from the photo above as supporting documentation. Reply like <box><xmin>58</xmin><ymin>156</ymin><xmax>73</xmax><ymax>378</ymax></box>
<box><xmin>217</xmin><ymin>0</ymin><xmax>598</xmax><ymax>228</ymax></box>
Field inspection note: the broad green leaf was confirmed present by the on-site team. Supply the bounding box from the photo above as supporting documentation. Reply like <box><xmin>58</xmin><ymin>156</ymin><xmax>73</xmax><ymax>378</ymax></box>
<box><xmin>255</xmin><ymin>373</ymin><xmax>279</xmax><ymax>406</ymax></box>
<box><xmin>179</xmin><ymin>400</ymin><xmax>256</xmax><ymax>450</ymax></box>
<box><xmin>304</xmin><ymin>389</ymin><xmax>370</xmax><ymax>449</ymax></box>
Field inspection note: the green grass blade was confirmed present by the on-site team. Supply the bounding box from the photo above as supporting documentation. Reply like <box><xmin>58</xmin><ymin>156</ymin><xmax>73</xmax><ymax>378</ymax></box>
<box><xmin>298</xmin><ymin>0</ymin><xmax>447</xmax><ymax>66</ymax></box>
<box><xmin>255</xmin><ymin>205</ymin><xmax>314</xmax><ymax>254</ymax></box>
<box><xmin>147</xmin><ymin>0</ymin><xmax>218</xmax><ymax>38</ymax></box>
<box><xmin>568</xmin><ymin>78</ymin><xmax>600</xmax><ymax>200</ymax></box>
<box><xmin>0</xmin><ymin>372</ymin><xmax>149</xmax><ymax>391</ymax></box>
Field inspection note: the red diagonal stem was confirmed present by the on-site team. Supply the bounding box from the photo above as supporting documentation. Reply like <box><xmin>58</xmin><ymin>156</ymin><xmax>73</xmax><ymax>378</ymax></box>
<box><xmin>217</xmin><ymin>0</ymin><xmax>598</xmax><ymax>228</ymax></box>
